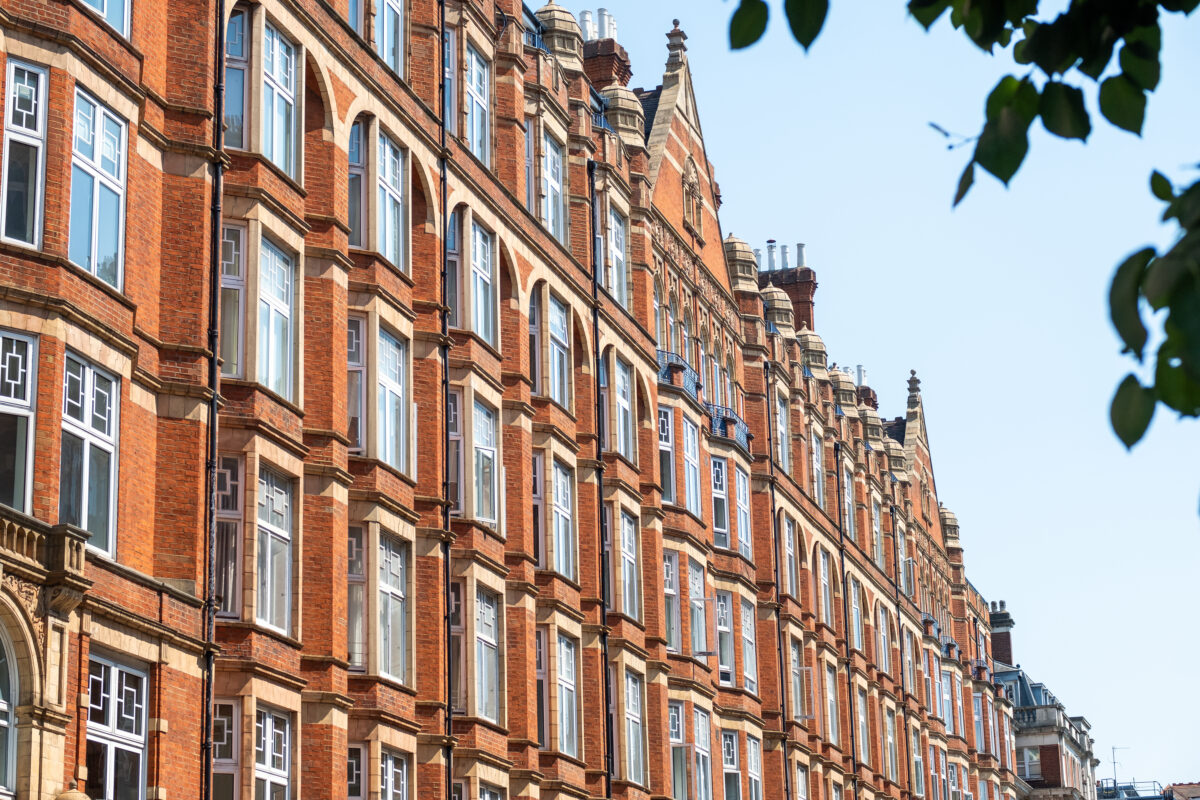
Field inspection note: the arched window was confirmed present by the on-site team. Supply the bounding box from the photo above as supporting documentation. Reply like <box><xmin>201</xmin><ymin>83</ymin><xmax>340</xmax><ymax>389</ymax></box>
<box><xmin>668</xmin><ymin>295</ymin><xmax>679</xmax><ymax>354</ymax></box>
<box><xmin>653</xmin><ymin>283</ymin><xmax>662</xmax><ymax>346</ymax></box>
<box><xmin>0</xmin><ymin>626</ymin><xmax>13</xmax><ymax>792</ymax></box>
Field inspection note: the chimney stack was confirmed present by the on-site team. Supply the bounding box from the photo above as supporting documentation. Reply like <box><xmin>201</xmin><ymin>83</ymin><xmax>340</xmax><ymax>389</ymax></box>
<box><xmin>767</xmin><ymin>240</ymin><xmax>777</xmax><ymax>271</ymax></box>
<box><xmin>989</xmin><ymin>600</ymin><xmax>1015</xmax><ymax>666</ymax></box>
<box><xmin>796</xmin><ymin>242</ymin><xmax>806</xmax><ymax>267</ymax></box>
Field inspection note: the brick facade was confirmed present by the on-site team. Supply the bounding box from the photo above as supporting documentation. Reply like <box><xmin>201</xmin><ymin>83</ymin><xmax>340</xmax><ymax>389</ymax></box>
<box><xmin>0</xmin><ymin>1</ymin><xmax>1038</xmax><ymax>799</ymax></box>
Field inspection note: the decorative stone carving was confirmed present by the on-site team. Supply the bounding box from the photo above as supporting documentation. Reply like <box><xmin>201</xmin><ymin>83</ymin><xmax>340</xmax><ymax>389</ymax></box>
<box><xmin>3</xmin><ymin>572</ymin><xmax>45</xmax><ymax>654</ymax></box>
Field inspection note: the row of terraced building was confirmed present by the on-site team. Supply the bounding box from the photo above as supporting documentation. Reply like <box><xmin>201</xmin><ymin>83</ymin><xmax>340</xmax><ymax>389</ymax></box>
<box><xmin>0</xmin><ymin>0</ymin><xmax>1044</xmax><ymax>798</ymax></box>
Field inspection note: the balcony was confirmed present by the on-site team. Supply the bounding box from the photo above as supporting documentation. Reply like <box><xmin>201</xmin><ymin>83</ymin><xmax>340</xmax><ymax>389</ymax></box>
<box><xmin>657</xmin><ymin>349</ymin><xmax>702</xmax><ymax>403</ymax></box>
<box><xmin>1014</xmin><ymin>705</ymin><xmax>1071</xmax><ymax>733</ymax></box>
<box><xmin>704</xmin><ymin>402</ymin><xmax>752</xmax><ymax>453</ymax></box>
<box><xmin>0</xmin><ymin>504</ymin><xmax>92</xmax><ymax>611</ymax></box>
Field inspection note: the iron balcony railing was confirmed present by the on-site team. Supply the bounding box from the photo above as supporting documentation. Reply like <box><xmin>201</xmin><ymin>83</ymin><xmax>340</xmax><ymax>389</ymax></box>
<box><xmin>704</xmin><ymin>402</ymin><xmax>752</xmax><ymax>453</ymax></box>
<box><xmin>657</xmin><ymin>350</ymin><xmax>702</xmax><ymax>403</ymax></box>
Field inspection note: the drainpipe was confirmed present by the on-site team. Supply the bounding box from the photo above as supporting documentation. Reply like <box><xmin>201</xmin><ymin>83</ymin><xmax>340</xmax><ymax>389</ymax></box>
<box><xmin>891</xmin><ymin>502</ymin><xmax>915</xmax><ymax>800</ymax></box>
<box><xmin>833</xmin><ymin>441</ymin><xmax>861</xmax><ymax>800</ymax></box>
<box><xmin>201</xmin><ymin>0</ymin><xmax>226</xmax><ymax>795</ymax></box>
<box><xmin>588</xmin><ymin>157</ymin><xmax>615</xmax><ymax>800</ymax></box>
<box><xmin>762</xmin><ymin>360</ymin><xmax>794</xmax><ymax>800</ymax></box>
<box><xmin>438</xmin><ymin>0</ymin><xmax>454</xmax><ymax>797</ymax></box>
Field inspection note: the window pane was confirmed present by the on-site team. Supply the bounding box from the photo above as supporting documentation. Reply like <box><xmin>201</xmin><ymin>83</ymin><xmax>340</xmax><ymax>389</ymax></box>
<box><xmin>4</xmin><ymin>140</ymin><xmax>37</xmax><ymax>244</ymax></box>
<box><xmin>226</xmin><ymin>67</ymin><xmax>245</xmax><ymax>148</ymax></box>
<box><xmin>114</xmin><ymin>747</ymin><xmax>141</xmax><ymax>800</ymax></box>
<box><xmin>69</xmin><ymin>166</ymin><xmax>94</xmax><ymax>268</ymax></box>
<box><xmin>59</xmin><ymin>431</ymin><xmax>84</xmax><ymax>528</ymax></box>
<box><xmin>0</xmin><ymin>413</ymin><xmax>28</xmax><ymax>510</ymax></box>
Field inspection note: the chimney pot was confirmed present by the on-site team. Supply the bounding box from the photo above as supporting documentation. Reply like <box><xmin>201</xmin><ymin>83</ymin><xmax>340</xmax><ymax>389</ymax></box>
<box><xmin>753</xmin><ymin>248</ymin><xmax>762</xmax><ymax>269</ymax></box>
<box><xmin>781</xmin><ymin>245</ymin><xmax>790</xmax><ymax>270</ymax></box>
<box><xmin>580</xmin><ymin>10</ymin><xmax>595</xmax><ymax>40</ymax></box>
<box><xmin>767</xmin><ymin>240</ymin><xmax>777</xmax><ymax>271</ymax></box>
<box><xmin>797</xmin><ymin>242</ymin><xmax>807</xmax><ymax>267</ymax></box>
<box><xmin>1000</xmin><ymin>600</ymin><xmax>1006</xmax><ymax>611</ymax></box>
<box><xmin>598</xmin><ymin>8</ymin><xmax>611</xmax><ymax>39</ymax></box>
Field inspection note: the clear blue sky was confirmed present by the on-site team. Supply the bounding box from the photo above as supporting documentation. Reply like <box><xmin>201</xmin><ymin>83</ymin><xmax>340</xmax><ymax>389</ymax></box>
<box><xmin>561</xmin><ymin>0</ymin><xmax>1200</xmax><ymax>782</ymax></box>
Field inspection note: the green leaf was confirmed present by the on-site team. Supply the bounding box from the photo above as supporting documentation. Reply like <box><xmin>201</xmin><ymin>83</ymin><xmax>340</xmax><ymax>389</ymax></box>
<box><xmin>1099</xmin><ymin>74</ymin><xmax>1146</xmax><ymax>134</ymax></box>
<box><xmin>1150</xmin><ymin>170</ymin><xmax>1174</xmax><ymax>201</ymax></box>
<box><xmin>1161</xmin><ymin>0</ymin><xmax>1199</xmax><ymax>12</ymax></box>
<box><xmin>1120</xmin><ymin>45</ymin><xmax>1160</xmax><ymax>92</ymax></box>
<box><xmin>975</xmin><ymin>78</ymin><xmax>1038</xmax><ymax>184</ymax></box>
<box><xmin>908</xmin><ymin>0</ymin><xmax>950</xmax><ymax>29</ymax></box>
<box><xmin>730</xmin><ymin>0</ymin><xmax>769</xmax><ymax>49</ymax></box>
<box><xmin>784</xmin><ymin>0</ymin><xmax>829</xmax><ymax>50</ymax></box>
<box><xmin>1039</xmin><ymin>82</ymin><xmax>1091</xmax><ymax>141</ymax></box>
<box><xmin>1109</xmin><ymin>247</ymin><xmax>1153</xmax><ymax>359</ymax></box>
<box><xmin>953</xmin><ymin>160</ymin><xmax>975</xmax><ymax>207</ymax></box>
<box><xmin>1155</xmin><ymin>346</ymin><xmax>1200</xmax><ymax>416</ymax></box>
<box><xmin>1110</xmin><ymin>374</ymin><xmax>1156</xmax><ymax>449</ymax></box>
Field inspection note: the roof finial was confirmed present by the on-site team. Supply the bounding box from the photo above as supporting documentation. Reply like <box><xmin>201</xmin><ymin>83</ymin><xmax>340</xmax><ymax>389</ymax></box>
<box><xmin>907</xmin><ymin>370</ymin><xmax>921</xmax><ymax>408</ymax></box>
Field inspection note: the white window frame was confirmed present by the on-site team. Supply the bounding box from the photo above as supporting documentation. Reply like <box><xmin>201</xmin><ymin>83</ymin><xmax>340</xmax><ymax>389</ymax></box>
<box><xmin>215</xmin><ymin>454</ymin><xmax>243</xmax><ymax>618</ymax></box>
<box><xmin>465</xmin><ymin>44</ymin><xmax>490</xmax><ymax>165</ymax></box>
<box><xmin>694</xmin><ymin>708</ymin><xmax>713</xmax><ymax>800</ymax></box>
<box><xmin>0</xmin><ymin>330</ymin><xmax>36</xmax><ymax>514</ymax></box>
<box><xmin>785</xmin><ymin>517</ymin><xmax>798</xmax><ymax>596</ymax></box>
<box><xmin>776</xmin><ymin>393</ymin><xmax>789</xmax><ymax>472</ymax></box>
<box><xmin>941</xmin><ymin>670</ymin><xmax>954</xmax><ymax>735</ymax></box>
<box><xmin>378</xmin><ymin>532</ymin><xmax>409</xmax><ymax>682</ymax></box>
<box><xmin>715</xmin><ymin>590</ymin><xmax>734</xmax><ymax>686</ymax></box>
<box><xmin>60</xmin><ymin>353</ymin><xmax>119</xmax><ymax>553</ymax></box>
<box><xmin>257</xmin><ymin>238</ymin><xmax>294</xmax><ymax>400</ymax></box>
<box><xmin>473</xmin><ymin>400</ymin><xmax>498</xmax><ymax>524</ymax></box>
<box><xmin>843</xmin><ymin>464</ymin><xmax>856</xmax><ymax>542</ymax></box>
<box><xmin>448</xmin><ymin>390</ymin><xmax>463</xmax><ymax>512</ymax></box>
<box><xmin>872</xmin><ymin>497</ymin><xmax>884</xmax><ymax>567</ymax></box>
<box><xmin>471</xmin><ymin>221</ymin><xmax>497</xmax><ymax>346</ymax></box>
<box><xmin>721</xmin><ymin>730</ymin><xmax>741</xmax><ymax>800</ymax></box>
<box><xmin>2</xmin><ymin>60</ymin><xmax>47</xmax><ymax>249</ymax></box>
<box><xmin>254</xmin><ymin>707</ymin><xmax>289</xmax><ymax>799</ymax></box>
<box><xmin>548</xmin><ymin>295</ymin><xmax>569</xmax><ymax>406</ymax></box>
<box><xmin>857</xmin><ymin>686</ymin><xmax>870</xmax><ymax>764</ymax></box>
<box><xmin>552</xmin><ymin>460</ymin><xmax>575</xmax><ymax>580</ymax></box>
<box><xmin>819</xmin><ymin>549</ymin><xmax>832</xmax><ymax>626</ymax></box>
<box><xmin>86</xmin><ymin>655</ymin><xmax>147</xmax><ymax>800</ymax></box>
<box><xmin>347</xmin><ymin>526</ymin><xmax>366</xmax><ymax>670</ymax></box>
<box><xmin>476</xmin><ymin>586</ymin><xmax>501</xmax><ymax>722</ymax></box>
<box><xmin>524</xmin><ymin>118</ymin><xmax>535</xmax><ymax>211</ymax></box>
<box><xmin>377</xmin><ymin>328</ymin><xmax>409</xmax><ymax>471</ymax></box>
<box><xmin>608</xmin><ymin>207</ymin><xmax>628</xmax><ymax>307</ymax></box>
<box><xmin>542</xmin><ymin>132</ymin><xmax>564</xmax><ymax>241</ymax></box>
<box><xmin>688</xmin><ymin>557</ymin><xmax>710</xmax><ymax>656</ymax></box>
<box><xmin>886</xmin><ymin>709</ymin><xmax>898</xmax><ymax>781</ymax></box>
<box><xmin>735</xmin><ymin>466</ymin><xmax>751</xmax><ymax>559</ymax></box>
<box><xmin>225</xmin><ymin>9</ymin><xmax>249</xmax><ymax>149</ymax></box>
<box><xmin>850</xmin><ymin>579</ymin><xmax>863</xmax><ymax>651</ymax></box>
<box><xmin>615</xmin><ymin>358</ymin><xmax>634</xmax><ymax>459</ymax></box>
<box><xmin>664</xmin><ymin>550</ymin><xmax>681</xmax><ymax>652</ymax></box>
<box><xmin>449</xmin><ymin>582</ymin><xmax>466</xmax><ymax>712</ymax></box>
<box><xmin>347</xmin><ymin>120</ymin><xmax>365</xmax><ymax>246</ymax></box>
<box><xmin>347</xmin><ymin>316</ymin><xmax>365</xmax><ymax>452</ymax></box>
<box><xmin>346</xmin><ymin>746</ymin><xmax>366</xmax><ymax>800</ymax></box>
<box><xmin>878</xmin><ymin>607</ymin><xmax>891</xmax><ymax>674</ymax></box>
<box><xmin>790</xmin><ymin>638</ymin><xmax>811</xmax><ymax>720</ymax></box>
<box><xmin>556</xmin><ymin>633</ymin><xmax>578</xmax><ymax>757</ymax></box>
<box><xmin>535</xmin><ymin>627</ymin><xmax>549</xmax><ymax>747</ymax></box>
<box><xmin>683</xmin><ymin>418</ymin><xmax>700</xmax><ymax>515</ymax></box>
<box><xmin>620</xmin><ymin>510</ymin><xmax>640</xmax><ymax>620</ymax></box>
<box><xmin>810</xmin><ymin>431</ymin><xmax>824</xmax><ymax>508</ymax></box>
<box><xmin>741</xmin><ymin>598</ymin><xmax>758</xmax><ymax>694</ymax></box>
<box><xmin>658</xmin><ymin>407</ymin><xmax>675</xmax><ymax>504</ymax></box>
<box><xmin>377</xmin><ymin>131</ymin><xmax>406</xmax><ymax>269</ymax></box>
<box><xmin>532</xmin><ymin>451</ymin><xmax>545</xmax><ymax>567</ymax></box>
<box><xmin>711</xmin><ymin>456</ymin><xmax>729</xmax><ymax>548</ymax></box>
<box><xmin>262</xmin><ymin>23</ymin><xmax>297</xmax><ymax>177</ymax></box>
<box><xmin>796</xmin><ymin>765</ymin><xmax>809</xmax><ymax>800</ymax></box>
<box><xmin>213</xmin><ymin>699</ymin><xmax>240</xmax><ymax>800</ymax></box>
<box><xmin>747</xmin><ymin>736</ymin><xmax>762</xmax><ymax>800</ymax></box>
<box><xmin>669</xmin><ymin>701</ymin><xmax>690</xmax><ymax>800</ymax></box>
<box><xmin>625</xmin><ymin>670</ymin><xmax>646</xmax><ymax>786</ymax></box>
<box><xmin>69</xmin><ymin>89</ymin><xmax>126</xmax><ymax>287</ymax></box>
<box><xmin>375</xmin><ymin>0</ymin><xmax>405</xmax><ymax>75</ymax></box>
<box><xmin>220</xmin><ymin>224</ymin><xmax>247</xmax><ymax>378</ymax></box>
<box><xmin>447</xmin><ymin>209</ymin><xmax>462</xmax><ymax>327</ymax></box>
<box><xmin>256</xmin><ymin>466</ymin><xmax>292</xmax><ymax>633</ymax></box>
<box><xmin>825</xmin><ymin>662</ymin><xmax>839</xmax><ymax>745</ymax></box>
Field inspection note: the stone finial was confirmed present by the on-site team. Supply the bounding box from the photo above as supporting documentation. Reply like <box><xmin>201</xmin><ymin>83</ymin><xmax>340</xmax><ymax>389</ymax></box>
<box><xmin>667</xmin><ymin>21</ymin><xmax>688</xmax><ymax>67</ymax></box>
<box><xmin>907</xmin><ymin>369</ymin><xmax>921</xmax><ymax>409</ymax></box>
<box><xmin>56</xmin><ymin>782</ymin><xmax>90</xmax><ymax>800</ymax></box>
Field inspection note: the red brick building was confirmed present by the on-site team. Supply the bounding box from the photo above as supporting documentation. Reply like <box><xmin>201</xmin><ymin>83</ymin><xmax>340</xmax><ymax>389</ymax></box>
<box><xmin>0</xmin><ymin>0</ymin><xmax>1032</xmax><ymax>798</ymax></box>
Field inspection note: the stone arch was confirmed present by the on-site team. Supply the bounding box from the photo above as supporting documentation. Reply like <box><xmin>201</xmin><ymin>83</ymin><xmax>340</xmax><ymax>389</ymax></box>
<box><xmin>0</xmin><ymin>585</ymin><xmax>42</xmax><ymax>709</ymax></box>
<box><xmin>304</xmin><ymin>53</ymin><xmax>336</xmax><ymax>136</ymax></box>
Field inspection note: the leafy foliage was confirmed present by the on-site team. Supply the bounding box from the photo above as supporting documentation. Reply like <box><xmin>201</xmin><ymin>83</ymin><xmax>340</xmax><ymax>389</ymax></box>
<box><xmin>727</xmin><ymin>0</ymin><xmax>1200</xmax><ymax>450</ymax></box>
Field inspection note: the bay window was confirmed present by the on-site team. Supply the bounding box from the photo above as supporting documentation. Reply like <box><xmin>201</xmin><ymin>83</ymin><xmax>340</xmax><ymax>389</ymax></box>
<box><xmin>225</xmin><ymin>10</ymin><xmax>248</xmax><ymax>148</ymax></box>
<box><xmin>256</xmin><ymin>467</ymin><xmax>292</xmax><ymax>632</ymax></box>
<box><xmin>472</xmin><ymin>222</ymin><xmax>496</xmax><ymax>345</ymax></box>
<box><xmin>825</xmin><ymin>663</ymin><xmax>839</xmax><ymax>745</ymax></box>
<box><xmin>381</xmin><ymin>750</ymin><xmax>408</xmax><ymax>800</ymax></box>
<box><xmin>465</xmin><ymin>45</ymin><xmax>490</xmax><ymax>165</ymax></box>
<box><xmin>347</xmin><ymin>527</ymin><xmax>366</xmax><ymax>669</ymax></box>
<box><xmin>557</xmin><ymin>634</ymin><xmax>578</xmax><ymax>756</ymax></box>
<box><xmin>658</xmin><ymin>407</ymin><xmax>675</xmax><ymax>503</ymax></box>
<box><xmin>213</xmin><ymin>700</ymin><xmax>239</xmax><ymax>800</ymax></box>
<box><xmin>257</xmin><ymin>238</ymin><xmax>294</xmax><ymax>399</ymax></box>
<box><xmin>263</xmin><ymin>24</ymin><xmax>296</xmax><ymax>177</ymax></box>
<box><xmin>683</xmin><ymin>418</ymin><xmax>699</xmax><ymax>515</ymax></box>
<box><xmin>857</xmin><ymin>687</ymin><xmax>870</xmax><ymax>764</ymax></box>
<box><xmin>60</xmin><ymin>354</ymin><xmax>118</xmax><ymax>553</ymax></box>
<box><xmin>669</xmin><ymin>701</ymin><xmax>688</xmax><ymax>800</ymax></box>
<box><xmin>543</xmin><ymin>133</ymin><xmax>564</xmax><ymax>240</ymax></box>
<box><xmin>0</xmin><ymin>331</ymin><xmax>35</xmax><ymax>512</ymax></box>
<box><xmin>791</xmin><ymin>639</ymin><xmax>808</xmax><ymax>719</ymax></box>
<box><xmin>254</xmin><ymin>708</ymin><xmax>289</xmax><ymax>799</ymax></box>
<box><xmin>85</xmin><ymin>657</ymin><xmax>146</xmax><ymax>800</ymax></box>
<box><xmin>473</xmin><ymin>400</ymin><xmax>497</xmax><ymax>523</ymax></box>
<box><xmin>872</xmin><ymin>498</ymin><xmax>884</xmax><ymax>567</ymax></box>
<box><xmin>810</xmin><ymin>431</ymin><xmax>824</xmax><ymax>508</ymax></box>
<box><xmin>886</xmin><ymin>710</ymin><xmax>897</xmax><ymax>781</ymax></box>
<box><xmin>819</xmin><ymin>549</ymin><xmax>832</xmax><ymax>626</ymax></box>
<box><xmin>447</xmin><ymin>210</ymin><xmax>462</xmax><ymax>327</ymax></box>
<box><xmin>741</xmin><ymin>598</ymin><xmax>757</xmax><ymax>693</ymax></box>
<box><xmin>608</xmin><ymin>208</ymin><xmax>628</xmax><ymax>306</ymax></box>
<box><xmin>784</xmin><ymin>517</ymin><xmax>798</xmax><ymax>596</ymax></box>
<box><xmin>443</xmin><ymin>31</ymin><xmax>457</xmax><ymax>134</ymax></box>
<box><xmin>378</xmin><ymin>132</ymin><xmax>405</xmax><ymax>268</ymax></box>
<box><xmin>664</xmin><ymin>551</ymin><xmax>681</xmax><ymax>652</ymax></box>
<box><xmin>379</xmin><ymin>533</ymin><xmax>409</xmax><ymax>681</ymax></box>
<box><xmin>843</xmin><ymin>465</ymin><xmax>855</xmax><ymax>541</ymax></box>
<box><xmin>694</xmin><ymin>709</ymin><xmax>713</xmax><ymax>800</ymax></box>
<box><xmin>716</xmin><ymin>591</ymin><xmax>733</xmax><ymax>685</ymax></box>
<box><xmin>532</xmin><ymin>452</ymin><xmax>545</xmax><ymax>566</ymax></box>
<box><xmin>375</xmin><ymin>0</ymin><xmax>404</xmax><ymax>74</ymax></box>
<box><xmin>221</xmin><ymin>225</ymin><xmax>246</xmax><ymax>378</ymax></box>
<box><xmin>689</xmin><ymin>558</ymin><xmax>710</xmax><ymax>656</ymax></box>
<box><xmin>377</xmin><ymin>329</ymin><xmax>408</xmax><ymax>471</ymax></box>
<box><xmin>476</xmin><ymin>587</ymin><xmax>500</xmax><ymax>722</ymax></box>
<box><xmin>536</xmin><ymin>628</ymin><xmax>548</xmax><ymax>746</ymax></box>
<box><xmin>736</xmin><ymin>466</ymin><xmax>751</xmax><ymax>559</ymax></box>
<box><xmin>449</xmin><ymin>583</ymin><xmax>465</xmax><ymax>711</ymax></box>
<box><xmin>747</xmin><ymin>737</ymin><xmax>762</xmax><ymax>800</ymax></box>
<box><xmin>878</xmin><ymin>607</ymin><xmax>891</xmax><ymax>673</ymax></box>
<box><xmin>2</xmin><ymin>60</ymin><xmax>47</xmax><ymax>247</ymax></box>
<box><xmin>711</xmin><ymin>457</ymin><xmax>728</xmax><ymax>547</ymax></box>
<box><xmin>850</xmin><ymin>579</ymin><xmax>863</xmax><ymax>650</ymax></box>
<box><xmin>615</xmin><ymin>358</ymin><xmax>634</xmax><ymax>459</ymax></box>
<box><xmin>552</xmin><ymin>460</ymin><xmax>575</xmax><ymax>579</ymax></box>
<box><xmin>548</xmin><ymin>295</ymin><xmax>568</xmax><ymax>405</ymax></box>
<box><xmin>82</xmin><ymin>0</ymin><xmax>128</xmax><ymax>36</ymax></box>
<box><xmin>448</xmin><ymin>390</ymin><xmax>462</xmax><ymax>511</ymax></box>
<box><xmin>69</xmin><ymin>90</ymin><xmax>126</xmax><ymax>287</ymax></box>
<box><xmin>620</xmin><ymin>510</ymin><xmax>640</xmax><ymax>619</ymax></box>
<box><xmin>941</xmin><ymin>670</ymin><xmax>954</xmax><ymax>734</ymax></box>
<box><xmin>347</xmin><ymin>121</ymin><xmax>365</xmax><ymax>247</ymax></box>
<box><xmin>776</xmin><ymin>393</ymin><xmax>789</xmax><ymax>472</ymax></box>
